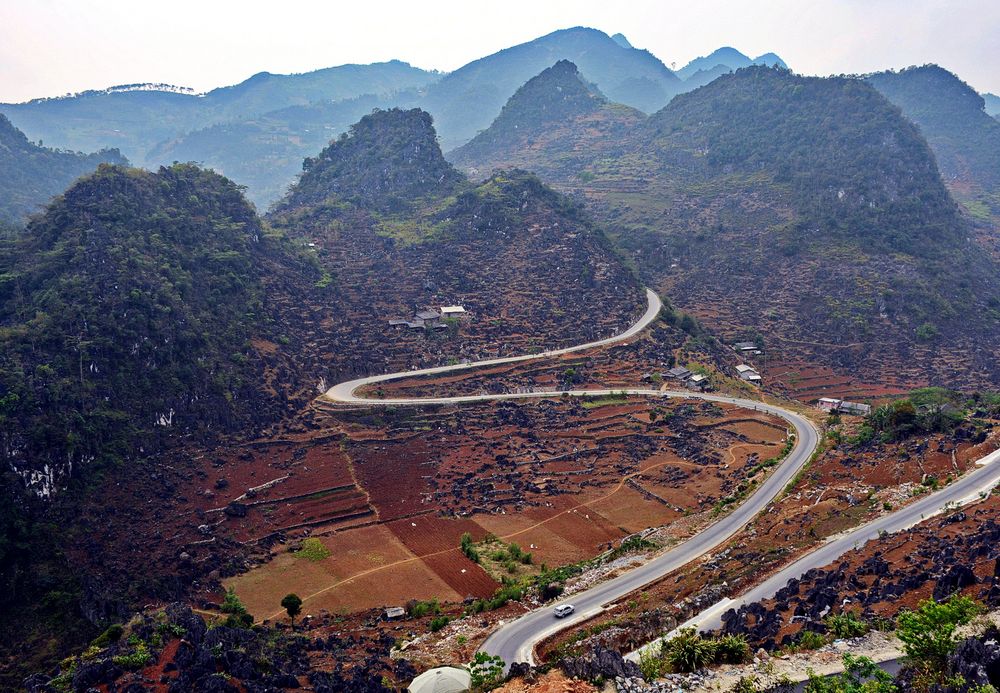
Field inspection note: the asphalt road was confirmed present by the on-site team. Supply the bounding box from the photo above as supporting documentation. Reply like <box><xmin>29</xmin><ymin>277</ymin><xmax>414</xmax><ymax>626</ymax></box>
<box><xmin>675</xmin><ymin>441</ymin><xmax>1000</xmax><ymax>636</ymax></box>
<box><xmin>324</xmin><ymin>288</ymin><xmax>663</xmax><ymax>405</ymax></box>
<box><xmin>322</xmin><ymin>287</ymin><xmax>823</xmax><ymax>667</ymax></box>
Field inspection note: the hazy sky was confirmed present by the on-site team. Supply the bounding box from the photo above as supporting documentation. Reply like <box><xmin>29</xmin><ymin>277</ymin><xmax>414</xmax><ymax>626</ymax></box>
<box><xmin>1</xmin><ymin>0</ymin><xmax>998</xmax><ymax>102</ymax></box>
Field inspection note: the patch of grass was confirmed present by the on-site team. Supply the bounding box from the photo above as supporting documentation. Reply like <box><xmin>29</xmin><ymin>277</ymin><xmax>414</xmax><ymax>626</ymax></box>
<box><xmin>580</xmin><ymin>393</ymin><xmax>630</xmax><ymax>409</ymax></box>
<box><xmin>295</xmin><ymin>537</ymin><xmax>331</xmax><ymax>562</ymax></box>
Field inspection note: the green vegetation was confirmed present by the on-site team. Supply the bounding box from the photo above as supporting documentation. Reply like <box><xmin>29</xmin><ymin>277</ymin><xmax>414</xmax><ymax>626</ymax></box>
<box><xmin>826</xmin><ymin>612</ymin><xmax>870</xmax><ymax>639</ymax></box>
<box><xmin>897</xmin><ymin>595</ymin><xmax>981</xmax><ymax>672</ymax></box>
<box><xmin>408</xmin><ymin>599</ymin><xmax>441</xmax><ymax>618</ymax></box>
<box><xmin>221</xmin><ymin>588</ymin><xmax>254</xmax><ymax>628</ymax></box>
<box><xmin>460</xmin><ymin>532</ymin><xmax>480</xmax><ymax>563</ymax></box>
<box><xmin>860</xmin><ymin>388</ymin><xmax>992</xmax><ymax>443</ymax></box>
<box><xmin>804</xmin><ymin>654</ymin><xmax>897</xmax><ymax>692</ymax></box>
<box><xmin>580</xmin><ymin>392</ymin><xmax>630</xmax><ymax>409</ymax></box>
<box><xmin>429</xmin><ymin>615</ymin><xmax>450</xmax><ymax>632</ymax></box>
<box><xmin>280</xmin><ymin>593</ymin><xmax>302</xmax><ymax>625</ymax></box>
<box><xmin>468</xmin><ymin>651</ymin><xmax>505</xmax><ymax>691</ymax></box>
<box><xmin>639</xmin><ymin>630</ymin><xmax>752</xmax><ymax>677</ymax></box>
<box><xmin>0</xmin><ymin>114</ymin><xmax>127</xmax><ymax>224</ymax></box>
<box><xmin>296</xmin><ymin>537</ymin><xmax>332</xmax><ymax>562</ymax></box>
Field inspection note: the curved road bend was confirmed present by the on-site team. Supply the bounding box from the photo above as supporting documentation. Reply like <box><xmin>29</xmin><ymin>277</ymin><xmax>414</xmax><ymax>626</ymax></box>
<box><xmin>668</xmin><ymin>443</ymin><xmax>1000</xmax><ymax>638</ymax></box>
<box><xmin>324</xmin><ymin>288</ymin><xmax>663</xmax><ymax>404</ymax></box>
<box><xmin>322</xmin><ymin>288</ymin><xmax>821</xmax><ymax>667</ymax></box>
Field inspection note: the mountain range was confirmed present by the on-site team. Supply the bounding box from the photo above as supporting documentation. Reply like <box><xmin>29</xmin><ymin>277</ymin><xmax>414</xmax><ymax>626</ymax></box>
<box><xmin>450</xmin><ymin>62</ymin><xmax>1000</xmax><ymax>390</ymax></box>
<box><xmin>1</xmin><ymin>28</ymin><xmax>787</xmax><ymax>209</ymax></box>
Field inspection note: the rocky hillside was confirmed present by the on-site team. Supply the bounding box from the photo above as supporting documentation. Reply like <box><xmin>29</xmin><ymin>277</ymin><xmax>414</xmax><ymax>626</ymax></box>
<box><xmin>449</xmin><ymin>60</ymin><xmax>644</xmax><ymax>179</ymax></box>
<box><xmin>0</xmin><ymin>113</ymin><xmax>126</xmax><ymax>223</ymax></box>
<box><xmin>455</xmin><ymin>65</ymin><xmax>1000</xmax><ymax>390</ymax></box>
<box><xmin>269</xmin><ymin>107</ymin><xmax>646</xmax><ymax>387</ymax></box>
<box><xmin>867</xmin><ymin>65</ymin><xmax>1000</xmax><ymax>216</ymax></box>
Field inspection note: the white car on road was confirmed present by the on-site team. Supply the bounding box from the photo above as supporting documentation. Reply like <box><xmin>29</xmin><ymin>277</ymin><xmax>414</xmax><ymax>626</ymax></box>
<box><xmin>553</xmin><ymin>604</ymin><xmax>575</xmax><ymax>618</ymax></box>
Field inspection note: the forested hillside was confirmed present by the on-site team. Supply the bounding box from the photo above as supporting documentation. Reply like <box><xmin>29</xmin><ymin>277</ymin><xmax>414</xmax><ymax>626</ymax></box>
<box><xmin>0</xmin><ymin>164</ymin><xmax>282</xmax><ymax>497</ymax></box>
<box><xmin>0</xmin><ymin>114</ymin><xmax>126</xmax><ymax>223</ymax></box>
<box><xmin>455</xmin><ymin>65</ymin><xmax>1000</xmax><ymax>389</ymax></box>
<box><xmin>867</xmin><ymin>65</ymin><xmax>1000</xmax><ymax>215</ymax></box>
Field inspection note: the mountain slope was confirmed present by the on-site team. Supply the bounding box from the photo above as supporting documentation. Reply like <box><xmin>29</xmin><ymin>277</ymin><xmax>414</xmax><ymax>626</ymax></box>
<box><xmin>269</xmin><ymin>107</ymin><xmax>646</xmax><ymax>383</ymax></box>
<box><xmin>0</xmin><ymin>114</ymin><xmax>126</xmax><ymax>223</ymax></box>
<box><xmin>984</xmin><ymin>92</ymin><xmax>1000</xmax><ymax>117</ymax></box>
<box><xmin>147</xmin><ymin>94</ymin><xmax>394</xmax><ymax>209</ymax></box>
<box><xmin>453</xmin><ymin>65</ymin><xmax>1000</xmax><ymax>388</ymax></box>
<box><xmin>449</xmin><ymin>60</ymin><xmax>643</xmax><ymax>177</ymax></box>
<box><xmin>867</xmin><ymin>66</ymin><xmax>1000</xmax><ymax>216</ymax></box>
<box><xmin>420</xmin><ymin>27</ymin><xmax>681</xmax><ymax>149</ymax></box>
<box><xmin>1</xmin><ymin>62</ymin><xmax>438</xmax><ymax>164</ymax></box>
<box><xmin>0</xmin><ymin>164</ymin><xmax>282</xmax><ymax>496</ymax></box>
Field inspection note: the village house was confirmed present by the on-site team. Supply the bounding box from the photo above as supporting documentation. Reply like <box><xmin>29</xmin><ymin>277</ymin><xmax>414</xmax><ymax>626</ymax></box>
<box><xmin>687</xmin><ymin>373</ymin><xmax>710</xmax><ymax>391</ymax></box>
<box><xmin>733</xmin><ymin>340</ymin><xmax>763</xmax><ymax>356</ymax></box>
<box><xmin>736</xmin><ymin>364</ymin><xmax>762</xmax><ymax>383</ymax></box>
<box><xmin>415</xmin><ymin>309</ymin><xmax>442</xmax><ymax>325</ymax></box>
<box><xmin>667</xmin><ymin>366</ymin><xmax>692</xmax><ymax>381</ymax></box>
<box><xmin>440</xmin><ymin>305</ymin><xmax>467</xmax><ymax>316</ymax></box>
<box><xmin>818</xmin><ymin>397</ymin><xmax>872</xmax><ymax>416</ymax></box>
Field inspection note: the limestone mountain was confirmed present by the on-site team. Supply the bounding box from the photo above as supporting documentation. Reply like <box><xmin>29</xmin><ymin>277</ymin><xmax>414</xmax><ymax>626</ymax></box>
<box><xmin>0</xmin><ymin>113</ymin><xmax>126</xmax><ymax>223</ymax></box>
<box><xmin>269</xmin><ymin>107</ymin><xmax>645</xmax><ymax>387</ymax></box>
<box><xmin>449</xmin><ymin>60</ymin><xmax>644</xmax><ymax>178</ymax></box>
<box><xmin>273</xmin><ymin>108</ymin><xmax>464</xmax><ymax>215</ymax></box>
<box><xmin>453</xmin><ymin>65</ymin><xmax>1000</xmax><ymax>389</ymax></box>
<box><xmin>867</xmin><ymin>65</ymin><xmax>1000</xmax><ymax>216</ymax></box>
<box><xmin>420</xmin><ymin>27</ymin><xmax>682</xmax><ymax>149</ymax></box>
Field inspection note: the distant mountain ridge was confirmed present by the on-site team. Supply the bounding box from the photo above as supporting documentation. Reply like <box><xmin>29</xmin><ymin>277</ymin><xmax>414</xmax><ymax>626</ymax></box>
<box><xmin>1</xmin><ymin>60</ymin><xmax>438</xmax><ymax>164</ymax></box>
<box><xmin>1</xmin><ymin>28</ymin><xmax>789</xmax><ymax>208</ymax></box>
<box><xmin>675</xmin><ymin>46</ymin><xmax>788</xmax><ymax>80</ymax></box>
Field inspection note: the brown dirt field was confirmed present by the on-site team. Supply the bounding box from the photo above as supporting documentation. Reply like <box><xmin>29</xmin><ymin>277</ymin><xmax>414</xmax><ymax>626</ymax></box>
<box><xmin>421</xmin><ymin>551</ymin><xmax>499</xmax><ymax>598</ymax></box>
<box><xmin>584</xmin><ymin>484</ymin><xmax>681</xmax><ymax>534</ymax></box>
<box><xmin>351</xmin><ymin>437</ymin><xmax>435</xmax><ymax>521</ymax></box>
<box><xmin>474</xmin><ymin>514</ymin><xmax>595</xmax><ymax>567</ymax></box>
<box><xmin>387</xmin><ymin>515</ymin><xmax>490</xmax><ymax>557</ymax></box>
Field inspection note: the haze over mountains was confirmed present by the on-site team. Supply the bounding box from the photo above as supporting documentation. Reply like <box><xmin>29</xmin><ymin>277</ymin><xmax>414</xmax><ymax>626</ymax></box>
<box><xmin>1</xmin><ymin>28</ymin><xmax>788</xmax><ymax>208</ymax></box>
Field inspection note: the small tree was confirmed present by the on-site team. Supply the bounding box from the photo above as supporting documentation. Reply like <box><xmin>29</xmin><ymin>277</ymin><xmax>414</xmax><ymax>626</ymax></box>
<box><xmin>897</xmin><ymin>595</ymin><xmax>981</xmax><ymax>672</ymax></box>
<box><xmin>469</xmin><ymin>651</ymin><xmax>505</xmax><ymax>690</ymax></box>
<box><xmin>281</xmin><ymin>593</ymin><xmax>303</xmax><ymax>626</ymax></box>
<box><xmin>220</xmin><ymin>587</ymin><xmax>253</xmax><ymax>628</ymax></box>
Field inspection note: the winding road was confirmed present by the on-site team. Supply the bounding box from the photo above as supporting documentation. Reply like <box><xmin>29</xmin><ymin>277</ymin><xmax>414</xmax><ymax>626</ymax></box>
<box><xmin>323</xmin><ymin>288</ymin><xmax>822</xmax><ymax>666</ymax></box>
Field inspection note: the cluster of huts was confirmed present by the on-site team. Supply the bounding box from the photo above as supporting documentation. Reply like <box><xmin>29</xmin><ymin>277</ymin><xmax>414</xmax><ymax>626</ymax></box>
<box><xmin>388</xmin><ymin>305</ymin><xmax>467</xmax><ymax>330</ymax></box>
